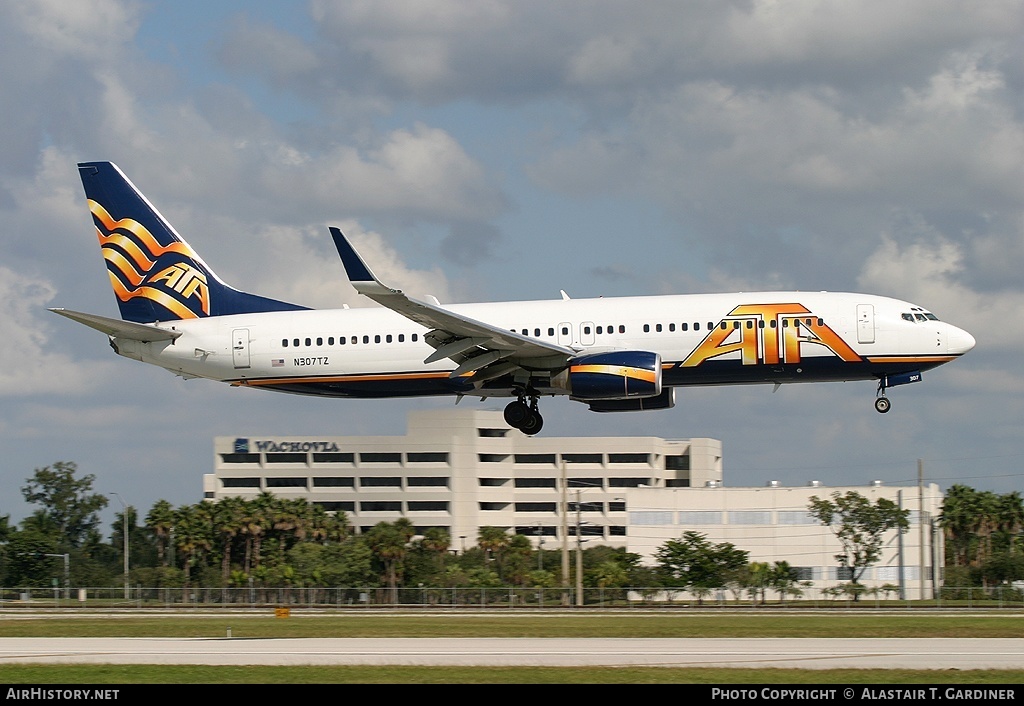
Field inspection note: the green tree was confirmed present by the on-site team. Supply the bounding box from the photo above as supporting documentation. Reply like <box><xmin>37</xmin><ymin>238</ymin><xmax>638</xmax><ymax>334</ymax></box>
<box><xmin>364</xmin><ymin>521</ymin><xmax>410</xmax><ymax>602</ymax></box>
<box><xmin>808</xmin><ymin>491</ymin><xmax>910</xmax><ymax>598</ymax></box>
<box><xmin>145</xmin><ymin>500</ymin><xmax>176</xmax><ymax>568</ymax></box>
<box><xmin>173</xmin><ymin>503</ymin><xmax>213</xmax><ymax>589</ymax></box>
<box><xmin>21</xmin><ymin>462</ymin><xmax>108</xmax><ymax>549</ymax></box>
<box><xmin>655</xmin><ymin>531</ymin><xmax>749</xmax><ymax>602</ymax></box>
<box><xmin>769</xmin><ymin>560</ymin><xmax>801</xmax><ymax>602</ymax></box>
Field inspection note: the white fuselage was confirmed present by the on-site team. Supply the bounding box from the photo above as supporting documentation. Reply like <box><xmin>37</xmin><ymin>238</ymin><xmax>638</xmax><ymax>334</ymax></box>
<box><xmin>114</xmin><ymin>290</ymin><xmax>975</xmax><ymax>400</ymax></box>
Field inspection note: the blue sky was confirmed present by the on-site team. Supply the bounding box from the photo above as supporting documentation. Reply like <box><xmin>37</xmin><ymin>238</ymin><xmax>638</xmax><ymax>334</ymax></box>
<box><xmin>2</xmin><ymin>0</ymin><xmax>1023</xmax><ymax>529</ymax></box>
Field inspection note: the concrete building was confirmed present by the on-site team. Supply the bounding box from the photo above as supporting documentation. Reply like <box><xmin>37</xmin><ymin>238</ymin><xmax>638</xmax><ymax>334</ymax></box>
<box><xmin>205</xmin><ymin>408</ymin><xmax>942</xmax><ymax>596</ymax></box>
<box><xmin>625</xmin><ymin>482</ymin><xmax>943</xmax><ymax>598</ymax></box>
<box><xmin>206</xmin><ymin>408</ymin><xmax>723</xmax><ymax>550</ymax></box>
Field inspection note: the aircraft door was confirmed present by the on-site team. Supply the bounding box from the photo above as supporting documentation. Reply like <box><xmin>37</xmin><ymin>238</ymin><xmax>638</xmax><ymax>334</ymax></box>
<box><xmin>557</xmin><ymin>322</ymin><xmax>573</xmax><ymax>346</ymax></box>
<box><xmin>232</xmin><ymin>328</ymin><xmax>251</xmax><ymax>369</ymax></box>
<box><xmin>856</xmin><ymin>305</ymin><xmax>875</xmax><ymax>344</ymax></box>
<box><xmin>580</xmin><ymin>321</ymin><xmax>596</xmax><ymax>346</ymax></box>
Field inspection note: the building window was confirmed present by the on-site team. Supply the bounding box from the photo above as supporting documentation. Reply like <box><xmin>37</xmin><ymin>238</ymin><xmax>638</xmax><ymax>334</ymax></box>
<box><xmin>407</xmin><ymin>477</ymin><xmax>449</xmax><ymax>487</ymax></box>
<box><xmin>266</xmin><ymin>453</ymin><xmax>308</xmax><ymax>464</ymax></box>
<box><xmin>408</xmin><ymin>501</ymin><xmax>449</xmax><ymax>512</ymax></box>
<box><xmin>568</xmin><ymin>477</ymin><xmax>602</xmax><ymax>488</ymax></box>
<box><xmin>360</xmin><ymin>477</ymin><xmax>402</xmax><ymax>487</ymax></box>
<box><xmin>568</xmin><ymin>501</ymin><xmax>603</xmax><ymax>513</ymax></box>
<box><xmin>312</xmin><ymin>452</ymin><xmax>355</xmax><ymax>464</ymax></box>
<box><xmin>516</xmin><ymin>525</ymin><xmax>556</xmax><ymax>537</ymax></box>
<box><xmin>778</xmin><ymin>511</ymin><xmax>817</xmax><ymax>525</ymax></box>
<box><xmin>360</xmin><ymin>453</ymin><xmax>402</xmax><ymax>464</ymax></box>
<box><xmin>514</xmin><ymin>502</ymin><xmax>558</xmax><ymax>512</ymax></box>
<box><xmin>312</xmin><ymin>477</ymin><xmax>355</xmax><ymax>487</ymax></box>
<box><xmin>360</xmin><ymin>501</ymin><xmax>402</xmax><ymax>512</ymax></box>
<box><xmin>221</xmin><ymin>477</ymin><xmax>260</xmax><ymax>488</ymax></box>
<box><xmin>220</xmin><ymin>453</ymin><xmax>260</xmax><ymax>464</ymax></box>
<box><xmin>608</xmin><ymin>453</ymin><xmax>649</xmax><ymax>464</ymax></box>
<box><xmin>665</xmin><ymin>454</ymin><xmax>690</xmax><ymax>471</ymax></box>
<box><xmin>631</xmin><ymin>511</ymin><xmax>673</xmax><ymax>525</ymax></box>
<box><xmin>609</xmin><ymin>478</ymin><xmax>648</xmax><ymax>488</ymax></box>
<box><xmin>562</xmin><ymin>453</ymin><xmax>602</xmax><ymax>464</ymax></box>
<box><xmin>315</xmin><ymin>501</ymin><xmax>355</xmax><ymax>512</ymax></box>
<box><xmin>266</xmin><ymin>477</ymin><xmax>307</xmax><ymax>488</ymax></box>
<box><xmin>514</xmin><ymin>454</ymin><xmax>556</xmax><ymax>464</ymax></box>
<box><xmin>514</xmin><ymin>478</ymin><xmax>556</xmax><ymax>488</ymax></box>
<box><xmin>728</xmin><ymin>511</ymin><xmax>771</xmax><ymax>524</ymax></box>
<box><xmin>679</xmin><ymin>511</ymin><xmax>722</xmax><ymax>525</ymax></box>
<box><xmin>407</xmin><ymin>452</ymin><xmax>449</xmax><ymax>463</ymax></box>
<box><xmin>478</xmin><ymin>428</ymin><xmax>508</xmax><ymax>438</ymax></box>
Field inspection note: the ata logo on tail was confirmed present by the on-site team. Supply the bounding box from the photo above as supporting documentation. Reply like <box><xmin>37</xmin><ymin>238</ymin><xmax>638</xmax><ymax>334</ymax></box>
<box><xmin>681</xmin><ymin>303</ymin><xmax>862</xmax><ymax>367</ymax></box>
<box><xmin>90</xmin><ymin>199</ymin><xmax>210</xmax><ymax>319</ymax></box>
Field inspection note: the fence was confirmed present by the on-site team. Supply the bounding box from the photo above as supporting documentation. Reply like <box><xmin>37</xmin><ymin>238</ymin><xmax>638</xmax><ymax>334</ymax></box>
<box><xmin>2</xmin><ymin>585</ymin><xmax>1022</xmax><ymax>609</ymax></box>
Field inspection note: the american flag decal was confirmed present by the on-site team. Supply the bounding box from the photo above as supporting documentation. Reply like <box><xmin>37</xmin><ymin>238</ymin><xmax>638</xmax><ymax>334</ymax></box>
<box><xmin>271</xmin><ymin>359</ymin><xmax>284</xmax><ymax>367</ymax></box>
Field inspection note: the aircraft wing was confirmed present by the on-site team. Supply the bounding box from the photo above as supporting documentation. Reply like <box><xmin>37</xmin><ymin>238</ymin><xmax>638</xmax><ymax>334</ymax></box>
<box><xmin>330</xmin><ymin>228</ymin><xmax>574</xmax><ymax>380</ymax></box>
<box><xmin>49</xmin><ymin>308</ymin><xmax>182</xmax><ymax>342</ymax></box>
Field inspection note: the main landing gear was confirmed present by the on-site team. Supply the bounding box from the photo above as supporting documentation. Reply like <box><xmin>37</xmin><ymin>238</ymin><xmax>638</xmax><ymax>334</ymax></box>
<box><xmin>504</xmin><ymin>394</ymin><xmax>544</xmax><ymax>435</ymax></box>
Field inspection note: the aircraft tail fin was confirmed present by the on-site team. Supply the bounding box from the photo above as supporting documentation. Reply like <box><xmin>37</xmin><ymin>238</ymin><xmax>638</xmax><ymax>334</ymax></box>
<box><xmin>78</xmin><ymin>161</ymin><xmax>307</xmax><ymax>323</ymax></box>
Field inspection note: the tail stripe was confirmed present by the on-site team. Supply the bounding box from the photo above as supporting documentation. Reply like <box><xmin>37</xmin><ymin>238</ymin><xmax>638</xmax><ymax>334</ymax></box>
<box><xmin>79</xmin><ymin>161</ymin><xmax>307</xmax><ymax>322</ymax></box>
<box><xmin>89</xmin><ymin>199</ymin><xmax>210</xmax><ymax>318</ymax></box>
<box><xmin>107</xmin><ymin>271</ymin><xmax>202</xmax><ymax>319</ymax></box>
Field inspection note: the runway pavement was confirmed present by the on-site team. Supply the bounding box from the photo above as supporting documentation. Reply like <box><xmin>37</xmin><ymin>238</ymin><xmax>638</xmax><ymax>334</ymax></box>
<box><xmin>0</xmin><ymin>637</ymin><xmax>1022</xmax><ymax>669</ymax></box>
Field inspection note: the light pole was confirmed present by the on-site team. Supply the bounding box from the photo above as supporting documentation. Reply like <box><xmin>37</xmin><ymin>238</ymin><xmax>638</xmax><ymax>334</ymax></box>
<box><xmin>575</xmin><ymin>488</ymin><xmax>584</xmax><ymax>607</ymax></box>
<box><xmin>111</xmin><ymin>492</ymin><xmax>130</xmax><ymax>600</ymax></box>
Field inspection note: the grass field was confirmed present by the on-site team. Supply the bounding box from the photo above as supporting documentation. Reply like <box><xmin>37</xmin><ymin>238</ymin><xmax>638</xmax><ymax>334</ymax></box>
<box><xmin>0</xmin><ymin>610</ymin><xmax>1022</xmax><ymax>684</ymax></box>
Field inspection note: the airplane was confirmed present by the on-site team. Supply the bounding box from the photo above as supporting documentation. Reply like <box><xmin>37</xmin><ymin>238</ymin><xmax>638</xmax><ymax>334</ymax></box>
<box><xmin>52</xmin><ymin>161</ymin><xmax>976</xmax><ymax>435</ymax></box>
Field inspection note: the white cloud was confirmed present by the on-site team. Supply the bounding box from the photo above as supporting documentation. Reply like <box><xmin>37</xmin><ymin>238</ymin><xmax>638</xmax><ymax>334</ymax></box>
<box><xmin>0</xmin><ymin>267</ymin><xmax>111</xmax><ymax>396</ymax></box>
<box><xmin>857</xmin><ymin>232</ymin><xmax>1024</xmax><ymax>351</ymax></box>
<box><xmin>6</xmin><ymin>0</ymin><xmax>139</xmax><ymax>60</ymax></box>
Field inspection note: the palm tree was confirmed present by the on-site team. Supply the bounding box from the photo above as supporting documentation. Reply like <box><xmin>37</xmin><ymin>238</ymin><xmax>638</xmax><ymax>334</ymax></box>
<box><xmin>174</xmin><ymin>504</ymin><xmax>212</xmax><ymax>590</ymax></box>
<box><xmin>213</xmin><ymin>496</ymin><xmax>246</xmax><ymax>585</ymax></box>
<box><xmin>997</xmin><ymin>492</ymin><xmax>1024</xmax><ymax>554</ymax></box>
<box><xmin>365</xmin><ymin>521</ymin><xmax>409</xmax><ymax>603</ymax></box>
<box><xmin>419</xmin><ymin>527</ymin><xmax>451</xmax><ymax>573</ymax></box>
<box><xmin>243</xmin><ymin>492</ymin><xmax>277</xmax><ymax>571</ymax></box>
<box><xmin>145</xmin><ymin>499</ymin><xmax>175</xmax><ymax>568</ymax></box>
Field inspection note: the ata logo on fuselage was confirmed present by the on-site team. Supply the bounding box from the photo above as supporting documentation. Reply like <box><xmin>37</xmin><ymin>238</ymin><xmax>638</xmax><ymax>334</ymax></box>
<box><xmin>681</xmin><ymin>303</ymin><xmax>862</xmax><ymax>367</ymax></box>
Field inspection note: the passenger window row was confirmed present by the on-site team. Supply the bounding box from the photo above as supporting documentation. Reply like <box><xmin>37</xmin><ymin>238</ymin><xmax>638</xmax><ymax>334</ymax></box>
<box><xmin>282</xmin><ymin>333</ymin><xmax>421</xmax><ymax>348</ymax></box>
<box><xmin>643</xmin><ymin>318</ymin><xmax>825</xmax><ymax>333</ymax></box>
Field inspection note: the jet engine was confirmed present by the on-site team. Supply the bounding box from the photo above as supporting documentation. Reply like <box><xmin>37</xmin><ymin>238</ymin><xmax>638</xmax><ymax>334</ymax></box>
<box><xmin>553</xmin><ymin>350</ymin><xmax>663</xmax><ymax>401</ymax></box>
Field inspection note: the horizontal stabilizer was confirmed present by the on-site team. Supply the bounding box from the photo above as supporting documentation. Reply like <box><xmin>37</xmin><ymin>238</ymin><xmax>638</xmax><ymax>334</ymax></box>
<box><xmin>49</xmin><ymin>308</ymin><xmax>181</xmax><ymax>342</ymax></box>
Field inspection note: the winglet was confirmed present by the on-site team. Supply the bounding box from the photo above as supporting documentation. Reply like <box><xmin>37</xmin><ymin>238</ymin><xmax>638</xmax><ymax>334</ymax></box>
<box><xmin>329</xmin><ymin>227</ymin><xmax>401</xmax><ymax>298</ymax></box>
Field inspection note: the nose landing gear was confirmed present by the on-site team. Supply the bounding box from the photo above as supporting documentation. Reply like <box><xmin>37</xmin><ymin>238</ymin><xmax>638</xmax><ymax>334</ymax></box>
<box><xmin>504</xmin><ymin>394</ymin><xmax>544</xmax><ymax>435</ymax></box>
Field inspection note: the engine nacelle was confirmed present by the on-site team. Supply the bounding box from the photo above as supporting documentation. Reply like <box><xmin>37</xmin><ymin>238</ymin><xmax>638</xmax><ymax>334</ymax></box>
<box><xmin>554</xmin><ymin>350</ymin><xmax>663</xmax><ymax>401</ymax></box>
<box><xmin>588</xmin><ymin>388</ymin><xmax>675</xmax><ymax>412</ymax></box>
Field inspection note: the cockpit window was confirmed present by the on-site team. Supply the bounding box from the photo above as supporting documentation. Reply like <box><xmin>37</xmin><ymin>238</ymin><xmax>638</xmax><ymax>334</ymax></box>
<box><xmin>903</xmin><ymin>311</ymin><xmax>941</xmax><ymax>322</ymax></box>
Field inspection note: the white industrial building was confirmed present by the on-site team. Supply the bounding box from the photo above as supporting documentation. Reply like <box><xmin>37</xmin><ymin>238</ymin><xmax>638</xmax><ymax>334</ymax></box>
<box><xmin>205</xmin><ymin>408</ymin><xmax>942</xmax><ymax>595</ymax></box>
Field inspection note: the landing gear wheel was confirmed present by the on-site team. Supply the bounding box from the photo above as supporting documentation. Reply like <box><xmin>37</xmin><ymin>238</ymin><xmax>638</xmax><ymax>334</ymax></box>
<box><xmin>874</xmin><ymin>396</ymin><xmax>891</xmax><ymax>414</ymax></box>
<box><xmin>519</xmin><ymin>410</ymin><xmax>544</xmax><ymax>436</ymax></box>
<box><xmin>503</xmin><ymin>400</ymin><xmax>530</xmax><ymax>427</ymax></box>
<box><xmin>504</xmin><ymin>396</ymin><xmax>545</xmax><ymax>434</ymax></box>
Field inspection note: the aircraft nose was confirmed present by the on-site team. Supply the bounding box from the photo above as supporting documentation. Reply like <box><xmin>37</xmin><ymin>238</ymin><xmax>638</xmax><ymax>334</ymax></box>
<box><xmin>947</xmin><ymin>325</ymin><xmax>976</xmax><ymax>355</ymax></box>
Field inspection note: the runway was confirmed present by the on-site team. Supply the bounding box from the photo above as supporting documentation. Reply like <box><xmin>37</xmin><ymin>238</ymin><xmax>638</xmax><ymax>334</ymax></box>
<box><xmin>0</xmin><ymin>637</ymin><xmax>1022</xmax><ymax>669</ymax></box>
